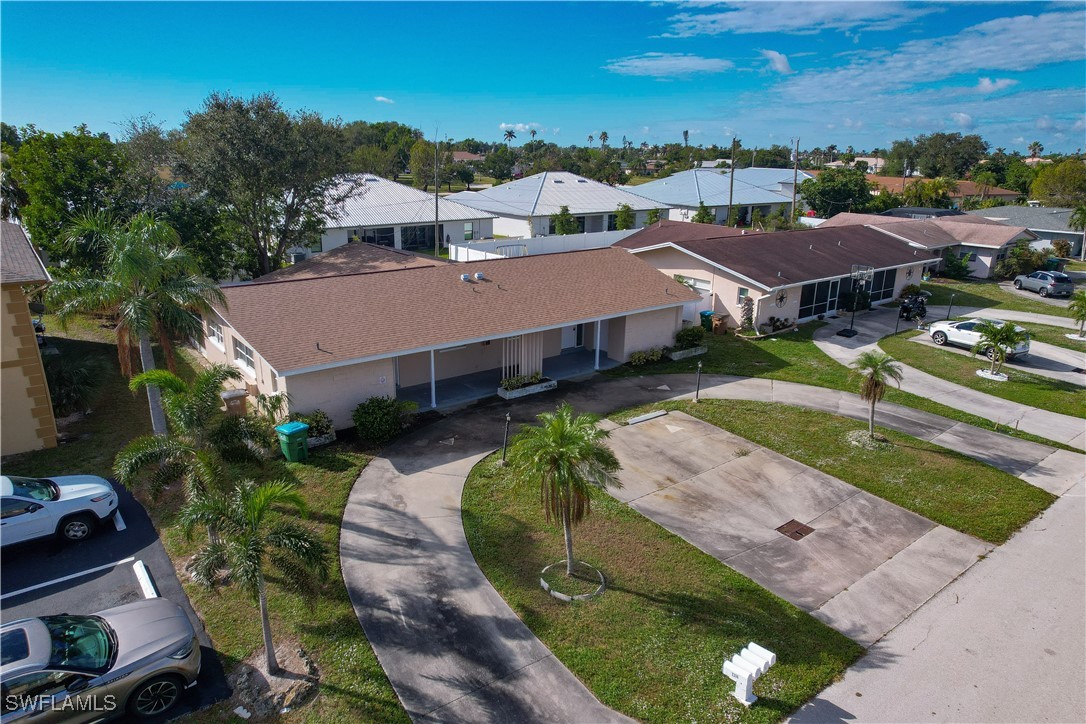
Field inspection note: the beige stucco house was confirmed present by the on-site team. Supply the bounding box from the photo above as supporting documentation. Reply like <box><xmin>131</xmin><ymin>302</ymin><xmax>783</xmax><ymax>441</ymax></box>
<box><xmin>1</xmin><ymin>222</ymin><xmax>57</xmax><ymax>454</ymax></box>
<box><xmin>616</xmin><ymin>220</ymin><xmax>930</xmax><ymax>329</ymax></box>
<box><xmin>199</xmin><ymin>245</ymin><xmax>696</xmax><ymax>428</ymax></box>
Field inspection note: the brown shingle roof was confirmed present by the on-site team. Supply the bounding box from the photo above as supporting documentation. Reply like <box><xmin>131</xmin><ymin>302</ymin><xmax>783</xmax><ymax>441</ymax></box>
<box><xmin>1</xmin><ymin>222</ymin><xmax>50</xmax><ymax>285</ymax></box>
<box><xmin>819</xmin><ymin>213</ymin><xmax>1034</xmax><ymax>249</ymax></box>
<box><xmin>615</xmin><ymin>219</ymin><xmax>758</xmax><ymax>249</ymax></box>
<box><xmin>619</xmin><ymin>223</ymin><xmax>931</xmax><ymax>290</ymax></box>
<box><xmin>218</xmin><ymin>247</ymin><xmax>698</xmax><ymax>374</ymax></box>
<box><xmin>257</xmin><ymin>243</ymin><xmax>447</xmax><ymax>282</ymax></box>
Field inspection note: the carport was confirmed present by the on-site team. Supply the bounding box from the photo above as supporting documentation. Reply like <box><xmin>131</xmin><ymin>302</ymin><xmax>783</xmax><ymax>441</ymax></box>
<box><xmin>605</xmin><ymin>411</ymin><xmax>990</xmax><ymax>646</ymax></box>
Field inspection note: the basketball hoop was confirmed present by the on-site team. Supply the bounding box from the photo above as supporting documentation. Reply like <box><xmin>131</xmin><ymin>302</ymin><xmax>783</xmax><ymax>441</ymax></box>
<box><xmin>837</xmin><ymin>264</ymin><xmax>874</xmax><ymax>338</ymax></box>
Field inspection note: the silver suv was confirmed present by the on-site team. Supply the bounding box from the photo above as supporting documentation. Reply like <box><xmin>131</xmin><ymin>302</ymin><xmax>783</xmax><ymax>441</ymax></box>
<box><xmin>1013</xmin><ymin>271</ymin><xmax>1075</xmax><ymax>297</ymax></box>
<box><xmin>1</xmin><ymin>598</ymin><xmax>201</xmax><ymax>721</ymax></box>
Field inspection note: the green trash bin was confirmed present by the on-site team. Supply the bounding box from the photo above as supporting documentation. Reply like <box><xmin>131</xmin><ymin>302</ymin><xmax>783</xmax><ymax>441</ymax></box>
<box><xmin>275</xmin><ymin>421</ymin><xmax>310</xmax><ymax>462</ymax></box>
<box><xmin>699</xmin><ymin>310</ymin><xmax>714</xmax><ymax>331</ymax></box>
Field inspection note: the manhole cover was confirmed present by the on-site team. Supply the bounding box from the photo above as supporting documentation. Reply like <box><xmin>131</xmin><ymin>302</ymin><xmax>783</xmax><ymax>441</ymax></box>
<box><xmin>776</xmin><ymin>519</ymin><xmax>814</xmax><ymax>541</ymax></box>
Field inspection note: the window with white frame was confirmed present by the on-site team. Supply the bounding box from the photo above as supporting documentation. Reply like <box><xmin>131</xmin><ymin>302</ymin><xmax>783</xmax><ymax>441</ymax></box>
<box><xmin>206</xmin><ymin>319</ymin><xmax>224</xmax><ymax>349</ymax></box>
<box><xmin>233</xmin><ymin>339</ymin><xmax>254</xmax><ymax>373</ymax></box>
<box><xmin>737</xmin><ymin>287</ymin><xmax>750</xmax><ymax>304</ymax></box>
<box><xmin>464</xmin><ymin>222</ymin><xmax>474</xmax><ymax>241</ymax></box>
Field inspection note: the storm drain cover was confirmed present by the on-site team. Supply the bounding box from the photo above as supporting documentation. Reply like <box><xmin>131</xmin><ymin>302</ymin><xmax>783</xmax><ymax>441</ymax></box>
<box><xmin>776</xmin><ymin>519</ymin><xmax>815</xmax><ymax>541</ymax></box>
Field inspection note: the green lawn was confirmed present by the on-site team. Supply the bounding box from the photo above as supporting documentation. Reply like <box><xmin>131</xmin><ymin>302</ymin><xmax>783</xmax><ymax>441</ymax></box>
<box><xmin>880</xmin><ymin>331</ymin><xmax>1085</xmax><ymax>419</ymax></box>
<box><xmin>1023</xmin><ymin>321</ymin><xmax>1086</xmax><ymax>350</ymax></box>
<box><xmin>920</xmin><ymin>278</ymin><xmax>1075</xmax><ymax>318</ymax></box>
<box><xmin>611</xmin><ymin>401</ymin><xmax>1054</xmax><ymax>545</ymax></box>
<box><xmin>2</xmin><ymin>319</ymin><xmax>406</xmax><ymax>723</ymax></box>
<box><xmin>1064</xmin><ymin>260</ymin><xmax>1086</xmax><ymax>272</ymax></box>
<box><xmin>462</xmin><ymin>455</ymin><xmax>864</xmax><ymax>723</ymax></box>
<box><xmin>604</xmin><ymin>322</ymin><xmax>1080</xmax><ymax>450</ymax></box>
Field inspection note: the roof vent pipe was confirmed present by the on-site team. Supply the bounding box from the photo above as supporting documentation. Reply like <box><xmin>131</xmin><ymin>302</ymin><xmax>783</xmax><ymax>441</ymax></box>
<box><xmin>809</xmin><ymin>245</ymin><xmax>813</xmax><ymax>250</ymax></box>
<box><xmin>777</xmin><ymin>271</ymin><xmax>781</xmax><ymax>277</ymax></box>
<box><xmin>474</xmin><ymin>272</ymin><xmax>485</xmax><ymax>280</ymax></box>
<box><xmin>460</xmin><ymin>274</ymin><xmax>470</xmax><ymax>282</ymax></box>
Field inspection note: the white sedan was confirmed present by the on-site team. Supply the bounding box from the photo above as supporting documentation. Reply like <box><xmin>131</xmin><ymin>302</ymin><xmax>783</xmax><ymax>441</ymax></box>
<box><xmin>0</xmin><ymin>474</ymin><xmax>118</xmax><ymax>546</ymax></box>
<box><xmin>928</xmin><ymin>318</ymin><xmax>1030</xmax><ymax>360</ymax></box>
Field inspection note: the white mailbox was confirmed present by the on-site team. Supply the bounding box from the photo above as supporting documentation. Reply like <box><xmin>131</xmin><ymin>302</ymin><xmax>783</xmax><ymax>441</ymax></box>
<box><xmin>722</xmin><ymin>642</ymin><xmax>776</xmax><ymax>706</ymax></box>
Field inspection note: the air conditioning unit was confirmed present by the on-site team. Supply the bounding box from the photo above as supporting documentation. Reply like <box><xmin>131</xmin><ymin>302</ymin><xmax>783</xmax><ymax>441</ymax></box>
<box><xmin>290</xmin><ymin>252</ymin><xmax>307</xmax><ymax>264</ymax></box>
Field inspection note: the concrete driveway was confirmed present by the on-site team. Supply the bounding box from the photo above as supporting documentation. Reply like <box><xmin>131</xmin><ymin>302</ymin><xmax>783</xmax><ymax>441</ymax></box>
<box><xmin>998</xmin><ymin>280</ymin><xmax>1076</xmax><ymax>308</ymax></box>
<box><xmin>604</xmin><ymin>411</ymin><xmax>990</xmax><ymax>647</ymax></box>
<box><xmin>906</xmin><ymin>330</ymin><xmax>1086</xmax><ymax>386</ymax></box>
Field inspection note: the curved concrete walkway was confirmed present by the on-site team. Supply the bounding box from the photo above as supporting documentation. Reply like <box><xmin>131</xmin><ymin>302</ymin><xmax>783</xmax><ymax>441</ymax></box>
<box><xmin>341</xmin><ymin>372</ymin><xmax>1083</xmax><ymax>722</ymax></box>
<box><xmin>812</xmin><ymin>306</ymin><xmax>1086</xmax><ymax>449</ymax></box>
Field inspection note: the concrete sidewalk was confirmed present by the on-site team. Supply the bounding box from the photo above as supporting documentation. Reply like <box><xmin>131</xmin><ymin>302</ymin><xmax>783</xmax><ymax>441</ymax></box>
<box><xmin>340</xmin><ymin>372</ymin><xmax>1082</xmax><ymax>721</ymax></box>
<box><xmin>812</xmin><ymin>307</ymin><xmax>1086</xmax><ymax>449</ymax></box>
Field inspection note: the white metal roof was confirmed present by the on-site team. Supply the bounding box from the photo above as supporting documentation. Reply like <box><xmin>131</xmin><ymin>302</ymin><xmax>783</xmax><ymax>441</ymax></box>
<box><xmin>325</xmin><ymin>175</ymin><xmax>495</xmax><ymax>230</ymax></box>
<box><xmin>624</xmin><ymin>169</ymin><xmax>794</xmax><ymax>208</ymax></box>
<box><xmin>730</xmin><ymin>167</ymin><xmax>814</xmax><ymax>191</ymax></box>
<box><xmin>447</xmin><ymin>171</ymin><xmax>663</xmax><ymax>218</ymax></box>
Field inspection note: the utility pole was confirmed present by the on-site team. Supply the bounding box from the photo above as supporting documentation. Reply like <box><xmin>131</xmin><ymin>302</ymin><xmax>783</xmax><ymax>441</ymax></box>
<box><xmin>434</xmin><ymin>128</ymin><xmax>440</xmax><ymax>258</ymax></box>
<box><xmin>791</xmin><ymin>137</ymin><xmax>800</xmax><ymax>222</ymax></box>
<box><xmin>728</xmin><ymin>137</ymin><xmax>737</xmax><ymax>226</ymax></box>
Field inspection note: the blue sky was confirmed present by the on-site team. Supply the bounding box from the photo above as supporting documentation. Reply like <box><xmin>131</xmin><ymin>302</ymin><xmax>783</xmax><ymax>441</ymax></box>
<box><xmin>2</xmin><ymin>1</ymin><xmax>1084</xmax><ymax>154</ymax></box>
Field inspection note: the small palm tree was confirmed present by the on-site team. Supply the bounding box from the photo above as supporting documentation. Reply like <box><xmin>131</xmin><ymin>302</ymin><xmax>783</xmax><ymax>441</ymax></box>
<box><xmin>850</xmin><ymin>351</ymin><xmax>904</xmax><ymax>438</ymax></box>
<box><xmin>507</xmin><ymin>403</ymin><xmax>620</xmax><ymax>577</ymax></box>
<box><xmin>1067</xmin><ymin>290</ymin><xmax>1086</xmax><ymax>337</ymax></box>
<box><xmin>972</xmin><ymin>320</ymin><xmax>1029</xmax><ymax>377</ymax></box>
<box><xmin>180</xmin><ymin>479</ymin><xmax>329</xmax><ymax>675</ymax></box>
<box><xmin>1070</xmin><ymin>206</ymin><xmax>1086</xmax><ymax>237</ymax></box>
<box><xmin>973</xmin><ymin>170</ymin><xmax>998</xmax><ymax>200</ymax></box>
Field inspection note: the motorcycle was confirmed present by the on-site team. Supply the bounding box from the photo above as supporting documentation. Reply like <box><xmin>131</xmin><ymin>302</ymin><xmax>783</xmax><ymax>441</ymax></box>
<box><xmin>898</xmin><ymin>291</ymin><xmax>931</xmax><ymax>322</ymax></box>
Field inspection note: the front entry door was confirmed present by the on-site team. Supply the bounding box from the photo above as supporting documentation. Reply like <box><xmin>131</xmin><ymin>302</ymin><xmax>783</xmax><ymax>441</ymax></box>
<box><xmin>561</xmin><ymin>324</ymin><xmax>584</xmax><ymax>350</ymax></box>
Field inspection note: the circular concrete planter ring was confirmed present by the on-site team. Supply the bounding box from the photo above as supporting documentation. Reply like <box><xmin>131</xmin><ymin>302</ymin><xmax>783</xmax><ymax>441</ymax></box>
<box><xmin>539</xmin><ymin>560</ymin><xmax>606</xmax><ymax>602</ymax></box>
<box><xmin>976</xmin><ymin>369</ymin><xmax>1009</xmax><ymax>382</ymax></box>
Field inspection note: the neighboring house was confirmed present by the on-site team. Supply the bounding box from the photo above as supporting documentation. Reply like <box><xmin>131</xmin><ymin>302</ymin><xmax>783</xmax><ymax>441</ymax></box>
<box><xmin>615</xmin><ymin>220</ymin><xmax>928</xmax><ymax>328</ymax></box>
<box><xmin>863</xmin><ymin>175</ymin><xmax>1022</xmax><ymax>205</ymax></box>
<box><xmin>820</xmin><ymin>212</ymin><xmax>1037</xmax><ymax>278</ymax></box>
<box><xmin>964</xmin><ymin>205</ymin><xmax>1084</xmax><ymax>258</ymax></box>
<box><xmin>452</xmin><ymin>151</ymin><xmax>486</xmax><ymax>164</ymax></box>
<box><xmin>624</xmin><ymin>168</ymin><xmax>797</xmax><ymax>226</ymax></box>
<box><xmin>198</xmin><ymin>247</ymin><xmax>697</xmax><ymax>425</ymax></box>
<box><xmin>257</xmin><ymin>242</ymin><xmax>449</xmax><ymax>282</ymax></box>
<box><xmin>699</xmin><ymin>159</ymin><xmax>731</xmax><ymax>169</ymax></box>
<box><xmin>447</xmin><ymin>171</ymin><xmax>662</xmax><ymax>238</ymax></box>
<box><xmin>1</xmin><ymin>222</ymin><xmax>57</xmax><ymax>454</ymax></box>
<box><xmin>316</xmin><ymin>174</ymin><xmax>495</xmax><ymax>255</ymax></box>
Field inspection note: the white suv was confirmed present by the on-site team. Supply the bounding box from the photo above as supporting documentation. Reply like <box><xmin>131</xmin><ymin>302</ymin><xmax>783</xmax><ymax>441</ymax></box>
<box><xmin>928</xmin><ymin>318</ymin><xmax>1031</xmax><ymax>360</ymax></box>
<box><xmin>0</xmin><ymin>475</ymin><xmax>118</xmax><ymax>546</ymax></box>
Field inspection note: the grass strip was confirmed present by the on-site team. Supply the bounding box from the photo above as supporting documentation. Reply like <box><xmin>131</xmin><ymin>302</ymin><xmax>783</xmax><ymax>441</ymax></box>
<box><xmin>609</xmin><ymin>400</ymin><xmax>1054</xmax><ymax>545</ymax></box>
<box><xmin>463</xmin><ymin>455</ymin><xmax>863</xmax><ymax>724</ymax></box>
<box><xmin>880</xmin><ymin>332</ymin><xmax>1085</xmax><ymax>419</ymax></box>
<box><xmin>920</xmin><ymin>279</ymin><xmax>1075</xmax><ymax>318</ymax></box>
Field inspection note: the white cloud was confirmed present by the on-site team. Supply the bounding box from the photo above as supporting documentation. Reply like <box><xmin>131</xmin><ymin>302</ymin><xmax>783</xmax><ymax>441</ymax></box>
<box><xmin>950</xmin><ymin>112</ymin><xmax>975</xmax><ymax>130</ymax></box>
<box><xmin>373</xmin><ymin>96</ymin><xmax>394</xmax><ymax>104</ymax></box>
<box><xmin>760</xmin><ymin>49</ymin><xmax>794</xmax><ymax>75</ymax></box>
<box><xmin>604</xmin><ymin>52</ymin><xmax>733</xmax><ymax>78</ymax></box>
<box><xmin>665</xmin><ymin>1</ymin><xmax>939</xmax><ymax>37</ymax></box>
<box><xmin>499</xmin><ymin>122</ymin><xmax>542</xmax><ymax>133</ymax></box>
<box><xmin>976</xmin><ymin>77</ymin><xmax>1018</xmax><ymax>93</ymax></box>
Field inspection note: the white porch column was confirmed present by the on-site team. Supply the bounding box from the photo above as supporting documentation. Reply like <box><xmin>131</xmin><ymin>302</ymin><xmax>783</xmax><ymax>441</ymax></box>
<box><xmin>429</xmin><ymin>350</ymin><xmax>436</xmax><ymax>409</ymax></box>
<box><xmin>594</xmin><ymin>320</ymin><xmax>601</xmax><ymax>371</ymax></box>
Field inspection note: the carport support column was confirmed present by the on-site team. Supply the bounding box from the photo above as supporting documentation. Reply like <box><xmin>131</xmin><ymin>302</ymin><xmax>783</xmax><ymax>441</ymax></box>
<box><xmin>594</xmin><ymin>320</ymin><xmax>601</xmax><ymax>371</ymax></box>
<box><xmin>429</xmin><ymin>350</ymin><xmax>437</xmax><ymax>409</ymax></box>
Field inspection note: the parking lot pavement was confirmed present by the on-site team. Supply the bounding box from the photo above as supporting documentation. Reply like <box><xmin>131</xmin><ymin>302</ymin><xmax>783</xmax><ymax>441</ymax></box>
<box><xmin>0</xmin><ymin>479</ymin><xmax>230</xmax><ymax>720</ymax></box>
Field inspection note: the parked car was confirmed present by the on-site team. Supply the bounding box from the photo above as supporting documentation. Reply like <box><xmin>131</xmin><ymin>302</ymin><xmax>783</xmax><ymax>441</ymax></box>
<box><xmin>1012</xmin><ymin>271</ymin><xmax>1075</xmax><ymax>297</ymax></box>
<box><xmin>928</xmin><ymin>318</ymin><xmax>1030</xmax><ymax>360</ymax></box>
<box><xmin>1</xmin><ymin>598</ymin><xmax>201</xmax><ymax>720</ymax></box>
<box><xmin>1</xmin><ymin>475</ymin><xmax>118</xmax><ymax>546</ymax></box>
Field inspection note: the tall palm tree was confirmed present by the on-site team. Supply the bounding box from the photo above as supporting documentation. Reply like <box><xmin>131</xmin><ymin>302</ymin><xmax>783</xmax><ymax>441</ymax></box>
<box><xmin>529</xmin><ymin>128</ymin><xmax>537</xmax><ymax>140</ymax></box>
<box><xmin>972</xmin><ymin>320</ymin><xmax>1029</xmax><ymax>377</ymax></box>
<box><xmin>598</xmin><ymin>131</ymin><xmax>609</xmax><ymax>148</ymax></box>
<box><xmin>1068</xmin><ymin>290</ymin><xmax>1086</xmax><ymax>337</ymax></box>
<box><xmin>587</xmin><ymin>134</ymin><xmax>594</xmax><ymax>147</ymax></box>
<box><xmin>682</xmin><ymin>130</ymin><xmax>689</xmax><ymax>147</ymax></box>
<box><xmin>114</xmin><ymin>364</ymin><xmax>263</xmax><ymax>499</ymax></box>
<box><xmin>1028</xmin><ymin>141</ymin><xmax>1043</xmax><ymax>159</ymax></box>
<box><xmin>850</xmin><ymin>351</ymin><xmax>904</xmax><ymax>438</ymax></box>
<box><xmin>503</xmin><ymin>129</ymin><xmax>516</xmax><ymax>145</ymax></box>
<box><xmin>973</xmin><ymin>170</ymin><xmax>998</xmax><ymax>201</ymax></box>
<box><xmin>47</xmin><ymin>212</ymin><xmax>225</xmax><ymax>436</ymax></box>
<box><xmin>180</xmin><ymin>479</ymin><xmax>329</xmax><ymax>674</ymax></box>
<box><xmin>507</xmin><ymin>403</ymin><xmax>620</xmax><ymax>576</ymax></box>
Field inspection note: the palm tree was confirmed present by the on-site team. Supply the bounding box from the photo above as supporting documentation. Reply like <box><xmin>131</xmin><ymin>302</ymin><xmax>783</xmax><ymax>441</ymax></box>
<box><xmin>972</xmin><ymin>320</ymin><xmax>1029</xmax><ymax>377</ymax></box>
<box><xmin>1028</xmin><ymin>141</ymin><xmax>1043</xmax><ymax>159</ymax></box>
<box><xmin>850</xmin><ymin>351</ymin><xmax>904</xmax><ymax>438</ymax></box>
<box><xmin>1070</xmin><ymin>207</ymin><xmax>1086</xmax><ymax>261</ymax></box>
<box><xmin>1069</xmin><ymin>290</ymin><xmax>1086</xmax><ymax>337</ymax></box>
<box><xmin>507</xmin><ymin>403</ymin><xmax>620</xmax><ymax>577</ymax></box>
<box><xmin>682</xmin><ymin>130</ymin><xmax>689</xmax><ymax>147</ymax></box>
<box><xmin>871</xmin><ymin>148</ymin><xmax>883</xmax><ymax>173</ymax></box>
<box><xmin>503</xmin><ymin>129</ymin><xmax>516</xmax><ymax>145</ymax></box>
<box><xmin>47</xmin><ymin>212</ymin><xmax>225</xmax><ymax>436</ymax></box>
<box><xmin>114</xmin><ymin>364</ymin><xmax>263</xmax><ymax>499</ymax></box>
<box><xmin>180</xmin><ymin>479</ymin><xmax>329</xmax><ymax>675</ymax></box>
<box><xmin>529</xmin><ymin>129</ymin><xmax>537</xmax><ymax>140</ymax></box>
<box><xmin>598</xmin><ymin>131</ymin><xmax>609</xmax><ymax>148</ymax></box>
<box><xmin>973</xmin><ymin>170</ymin><xmax>998</xmax><ymax>201</ymax></box>
<box><xmin>587</xmin><ymin>134</ymin><xmax>594</xmax><ymax>147</ymax></box>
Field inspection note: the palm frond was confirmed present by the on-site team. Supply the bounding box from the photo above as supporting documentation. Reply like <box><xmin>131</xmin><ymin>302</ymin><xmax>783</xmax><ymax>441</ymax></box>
<box><xmin>188</xmin><ymin>541</ymin><xmax>229</xmax><ymax>588</ymax></box>
<box><xmin>129</xmin><ymin>368</ymin><xmax>188</xmax><ymax>396</ymax></box>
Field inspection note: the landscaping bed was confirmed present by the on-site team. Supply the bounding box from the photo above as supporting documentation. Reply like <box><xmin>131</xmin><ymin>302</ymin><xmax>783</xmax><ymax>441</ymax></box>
<box><xmin>610</xmin><ymin>401</ymin><xmax>1054</xmax><ymax>545</ymax></box>
<box><xmin>880</xmin><ymin>331</ymin><xmax>1085</xmax><ymax>419</ymax></box>
<box><xmin>462</xmin><ymin>455</ymin><xmax>863</xmax><ymax>723</ymax></box>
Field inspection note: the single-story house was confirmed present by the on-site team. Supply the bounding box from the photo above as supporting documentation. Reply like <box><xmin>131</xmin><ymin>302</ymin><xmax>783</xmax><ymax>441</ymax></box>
<box><xmin>452</xmin><ymin>151</ymin><xmax>486</xmax><ymax>164</ymax></box>
<box><xmin>820</xmin><ymin>212</ymin><xmax>1038</xmax><ymax>278</ymax></box>
<box><xmin>863</xmin><ymin>175</ymin><xmax>1022</xmax><ymax>205</ymax></box>
<box><xmin>259</xmin><ymin>241</ymin><xmax>449</xmax><ymax>282</ymax></box>
<box><xmin>447</xmin><ymin>171</ymin><xmax>663</xmax><ymax>238</ymax></box>
<box><xmin>615</xmin><ymin>220</ymin><xmax>930</xmax><ymax>328</ymax></box>
<box><xmin>622</xmin><ymin>168</ymin><xmax>796</xmax><ymax>226</ymax></box>
<box><xmin>198</xmin><ymin>247</ymin><xmax>697</xmax><ymax>426</ymax></box>
<box><xmin>1</xmin><ymin>222</ymin><xmax>57</xmax><ymax>454</ymax></box>
<box><xmin>316</xmin><ymin>174</ymin><xmax>496</xmax><ymax>256</ymax></box>
<box><xmin>965</xmin><ymin>205</ymin><xmax>1084</xmax><ymax>259</ymax></box>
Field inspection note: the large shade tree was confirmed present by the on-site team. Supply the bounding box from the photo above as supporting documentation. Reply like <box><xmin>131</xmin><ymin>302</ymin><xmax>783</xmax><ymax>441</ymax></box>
<box><xmin>47</xmin><ymin>212</ymin><xmax>224</xmax><ymax>435</ymax></box>
<box><xmin>507</xmin><ymin>403</ymin><xmax>621</xmax><ymax>576</ymax></box>
<box><xmin>180</xmin><ymin>479</ymin><xmax>329</xmax><ymax>674</ymax></box>
<box><xmin>850</xmin><ymin>351</ymin><xmax>904</xmax><ymax>438</ymax></box>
